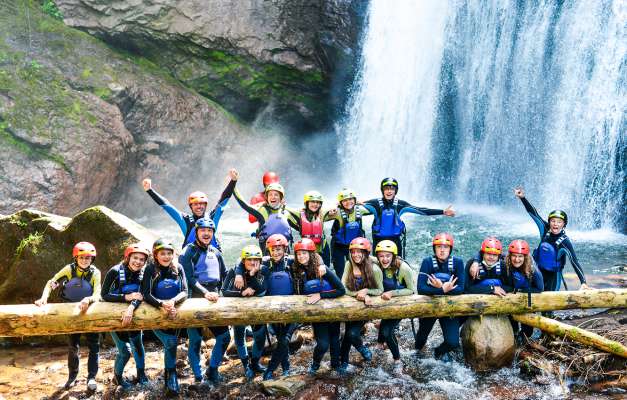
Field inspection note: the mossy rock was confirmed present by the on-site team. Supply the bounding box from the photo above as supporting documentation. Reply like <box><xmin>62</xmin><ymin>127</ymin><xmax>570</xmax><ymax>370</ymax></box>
<box><xmin>0</xmin><ymin>206</ymin><xmax>157</xmax><ymax>304</ymax></box>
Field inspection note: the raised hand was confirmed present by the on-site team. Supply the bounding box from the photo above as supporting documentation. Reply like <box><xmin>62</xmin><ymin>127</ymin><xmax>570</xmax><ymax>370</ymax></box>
<box><xmin>443</xmin><ymin>205</ymin><xmax>455</xmax><ymax>217</ymax></box>
<box><xmin>513</xmin><ymin>187</ymin><xmax>525</xmax><ymax>198</ymax></box>
<box><xmin>142</xmin><ymin>178</ymin><xmax>152</xmax><ymax>191</ymax></box>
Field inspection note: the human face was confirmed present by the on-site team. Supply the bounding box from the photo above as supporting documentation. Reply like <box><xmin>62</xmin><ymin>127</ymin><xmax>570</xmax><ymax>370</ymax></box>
<box><xmin>510</xmin><ymin>253</ymin><xmax>525</xmax><ymax>268</ymax></box>
<box><xmin>340</xmin><ymin>198</ymin><xmax>355</xmax><ymax>210</ymax></box>
<box><xmin>350</xmin><ymin>249</ymin><xmax>365</xmax><ymax>264</ymax></box>
<box><xmin>269</xmin><ymin>245</ymin><xmax>286</xmax><ymax>261</ymax></box>
<box><xmin>296</xmin><ymin>250</ymin><xmax>310</xmax><ymax>265</ymax></box>
<box><xmin>377</xmin><ymin>251</ymin><xmax>393</xmax><ymax>268</ymax></box>
<box><xmin>156</xmin><ymin>249</ymin><xmax>173</xmax><ymax>266</ymax></box>
<box><xmin>483</xmin><ymin>252</ymin><xmax>499</xmax><ymax>265</ymax></box>
<box><xmin>549</xmin><ymin>217</ymin><xmax>565</xmax><ymax>234</ymax></box>
<box><xmin>383</xmin><ymin>185</ymin><xmax>396</xmax><ymax>200</ymax></box>
<box><xmin>196</xmin><ymin>227</ymin><xmax>214</xmax><ymax>245</ymax></box>
<box><xmin>307</xmin><ymin>201</ymin><xmax>322</xmax><ymax>213</ymax></box>
<box><xmin>266</xmin><ymin>190</ymin><xmax>282</xmax><ymax>207</ymax></box>
<box><xmin>244</xmin><ymin>258</ymin><xmax>260</xmax><ymax>274</ymax></box>
<box><xmin>128</xmin><ymin>253</ymin><xmax>147</xmax><ymax>272</ymax></box>
<box><xmin>434</xmin><ymin>245</ymin><xmax>451</xmax><ymax>262</ymax></box>
<box><xmin>76</xmin><ymin>255</ymin><xmax>93</xmax><ymax>269</ymax></box>
<box><xmin>190</xmin><ymin>202</ymin><xmax>207</xmax><ymax>217</ymax></box>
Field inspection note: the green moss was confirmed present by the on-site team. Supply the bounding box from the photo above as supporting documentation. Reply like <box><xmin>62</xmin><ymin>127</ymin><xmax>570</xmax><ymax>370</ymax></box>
<box><xmin>15</xmin><ymin>231</ymin><xmax>44</xmax><ymax>258</ymax></box>
<box><xmin>81</xmin><ymin>68</ymin><xmax>92</xmax><ymax>79</ymax></box>
<box><xmin>9</xmin><ymin>214</ymin><xmax>28</xmax><ymax>228</ymax></box>
<box><xmin>41</xmin><ymin>0</ymin><xmax>63</xmax><ymax>20</ymax></box>
<box><xmin>0</xmin><ymin>122</ymin><xmax>69</xmax><ymax>171</ymax></box>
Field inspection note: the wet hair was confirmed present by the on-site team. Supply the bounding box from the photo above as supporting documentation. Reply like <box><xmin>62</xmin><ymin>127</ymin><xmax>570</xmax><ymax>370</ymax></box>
<box><xmin>505</xmin><ymin>253</ymin><xmax>533</xmax><ymax>278</ymax></box>
<box><xmin>346</xmin><ymin>250</ymin><xmax>377</xmax><ymax>291</ymax></box>
<box><xmin>293</xmin><ymin>251</ymin><xmax>322</xmax><ymax>281</ymax></box>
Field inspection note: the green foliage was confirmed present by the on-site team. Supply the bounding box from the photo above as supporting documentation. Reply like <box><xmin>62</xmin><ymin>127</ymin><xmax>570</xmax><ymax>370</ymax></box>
<box><xmin>41</xmin><ymin>0</ymin><xmax>63</xmax><ymax>20</ymax></box>
<box><xmin>15</xmin><ymin>231</ymin><xmax>44</xmax><ymax>258</ymax></box>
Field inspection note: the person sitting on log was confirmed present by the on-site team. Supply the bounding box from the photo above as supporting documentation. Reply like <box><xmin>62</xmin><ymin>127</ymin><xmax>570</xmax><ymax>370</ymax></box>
<box><xmin>374</xmin><ymin>240</ymin><xmax>416</xmax><ymax>372</ymax></box>
<box><xmin>466</xmin><ymin>237</ymin><xmax>513</xmax><ymax>296</ymax></box>
<box><xmin>290</xmin><ymin>238</ymin><xmax>345</xmax><ymax>376</ymax></box>
<box><xmin>513</xmin><ymin>187</ymin><xmax>590</xmax><ymax>291</ymax></box>
<box><xmin>142</xmin><ymin>168</ymin><xmax>238</xmax><ymax>249</ymax></box>
<box><xmin>339</xmin><ymin>237</ymin><xmax>383</xmax><ymax>375</ymax></box>
<box><xmin>415</xmin><ymin>233</ymin><xmax>465</xmax><ymax>361</ymax></box>
<box><xmin>141</xmin><ymin>239</ymin><xmax>188</xmax><ymax>396</ymax></box>
<box><xmin>34</xmin><ymin>241</ymin><xmax>102</xmax><ymax>392</ymax></box>
<box><xmin>101</xmin><ymin>243</ymin><xmax>151</xmax><ymax>389</ymax></box>
<box><xmin>222</xmin><ymin>245</ymin><xmax>268</xmax><ymax>381</ymax></box>
<box><xmin>178</xmin><ymin>217</ymin><xmax>229</xmax><ymax>385</ymax></box>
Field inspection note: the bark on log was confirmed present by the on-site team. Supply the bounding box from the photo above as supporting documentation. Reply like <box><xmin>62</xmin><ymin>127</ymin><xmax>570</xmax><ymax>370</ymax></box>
<box><xmin>0</xmin><ymin>289</ymin><xmax>625</xmax><ymax>337</ymax></box>
<box><xmin>512</xmin><ymin>313</ymin><xmax>627</xmax><ymax>359</ymax></box>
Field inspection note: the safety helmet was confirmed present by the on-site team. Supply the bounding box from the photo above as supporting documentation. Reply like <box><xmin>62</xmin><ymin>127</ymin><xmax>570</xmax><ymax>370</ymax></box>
<box><xmin>262</xmin><ymin>171</ymin><xmax>280</xmax><ymax>187</ymax></box>
<box><xmin>349</xmin><ymin>237</ymin><xmax>371</xmax><ymax>252</ymax></box>
<box><xmin>294</xmin><ymin>238</ymin><xmax>316</xmax><ymax>252</ymax></box>
<box><xmin>72</xmin><ymin>242</ymin><xmax>97</xmax><ymax>258</ymax></box>
<box><xmin>152</xmin><ymin>238</ymin><xmax>175</xmax><ymax>257</ymax></box>
<box><xmin>548</xmin><ymin>209</ymin><xmax>568</xmax><ymax>226</ymax></box>
<box><xmin>432</xmin><ymin>232</ymin><xmax>454</xmax><ymax>249</ymax></box>
<box><xmin>508</xmin><ymin>239</ymin><xmax>530</xmax><ymax>255</ymax></box>
<box><xmin>241</xmin><ymin>245</ymin><xmax>263</xmax><ymax>260</ymax></box>
<box><xmin>123</xmin><ymin>243</ymin><xmax>150</xmax><ymax>261</ymax></box>
<box><xmin>480</xmin><ymin>237</ymin><xmax>502</xmax><ymax>255</ymax></box>
<box><xmin>380</xmin><ymin>177</ymin><xmax>399</xmax><ymax>193</ymax></box>
<box><xmin>264</xmin><ymin>183</ymin><xmax>285</xmax><ymax>198</ymax></box>
<box><xmin>375</xmin><ymin>240</ymin><xmax>397</xmax><ymax>255</ymax></box>
<box><xmin>188</xmin><ymin>191</ymin><xmax>209</xmax><ymax>205</ymax></box>
<box><xmin>195</xmin><ymin>217</ymin><xmax>216</xmax><ymax>231</ymax></box>
<box><xmin>266</xmin><ymin>233</ymin><xmax>289</xmax><ymax>249</ymax></box>
<box><xmin>337</xmin><ymin>188</ymin><xmax>357</xmax><ymax>203</ymax></box>
<box><xmin>303</xmin><ymin>190</ymin><xmax>324</xmax><ymax>205</ymax></box>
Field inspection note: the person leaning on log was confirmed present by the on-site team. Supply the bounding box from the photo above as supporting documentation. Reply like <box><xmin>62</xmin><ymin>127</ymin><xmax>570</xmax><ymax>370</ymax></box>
<box><xmin>141</xmin><ymin>239</ymin><xmax>188</xmax><ymax>396</ymax></box>
<box><xmin>339</xmin><ymin>237</ymin><xmax>383</xmax><ymax>376</ymax></box>
<box><xmin>101</xmin><ymin>243</ymin><xmax>151</xmax><ymax>389</ymax></box>
<box><xmin>466</xmin><ymin>237</ymin><xmax>513</xmax><ymax>296</ymax></box>
<box><xmin>34</xmin><ymin>241</ymin><xmax>102</xmax><ymax>392</ymax></box>
<box><xmin>415</xmin><ymin>233</ymin><xmax>465</xmax><ymax>361</ymax></box>
<box><xmin>178</xmin><ymin>217</ymin><xmax>230</xmax><ymax>385</ymax></box>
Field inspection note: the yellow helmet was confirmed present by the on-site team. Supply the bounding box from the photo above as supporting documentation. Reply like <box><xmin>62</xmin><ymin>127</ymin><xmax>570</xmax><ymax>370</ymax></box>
<box><xmin>303</xmin><ymin>190</ymin><xmax>324</xmax><ymax>205</ymax></box>
<box><xmin>337</xmin><ymin>188</ymin><xmax>357</xmax><ymax>202</ymax></box>
<box><xmin>240</xmin><ymin>245</ymin><xmax>263</xmax><ymax>260</ymax></box>
<box><xmin>375</xmin><ymin>240</ymin><xmax>398</xmax><ymax>256</ymax></box>
<box><xmin>264</xmin><ymin>183</ymin><xmax>285</xmax><ymax>198</ymax></box>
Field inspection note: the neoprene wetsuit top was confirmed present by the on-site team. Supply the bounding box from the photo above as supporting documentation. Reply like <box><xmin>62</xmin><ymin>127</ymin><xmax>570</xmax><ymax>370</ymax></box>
<box><xmin>178</xmin><ymin>241</ymin><xmax>227</xmax><ymax>297</ymax></box>
<box><xmin>417</xmin><ymin>256</ymin><xmax>466</xmax><ymax>296</ymax></box>
<box><xmin>222</xmin><ymin>264</ymin><xmax>267</xmax><ymax>297</ymax></box>
<box><xmin>341</xmin><ymin>256</ymin><xmax>384</xmax><ymax>297</ymax></box>
<box><xmin>141</xmin><ymin>262</ymin><xmax>188</xmax><ymax>308</ymax></box>
<box><xmin>102</xmin><ymin>263</ymin><xmax>143</xmax><ymax>309</ymax></box>
<box><xmin>363</xmin><ymin>197</ymin><xmax>445</xmax><ymax>238</ymax></box>
<box><xmin>41</xmin><ymin>263</ymin><xmax>102</xmax><ymax>304</ymax></box>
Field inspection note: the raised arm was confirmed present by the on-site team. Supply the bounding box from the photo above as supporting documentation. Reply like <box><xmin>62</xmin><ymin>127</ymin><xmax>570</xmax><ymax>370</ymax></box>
<box><xmin>143</xmin><ymin>179</ymin><xmax>188</xmax><ymax>235</ymax></box>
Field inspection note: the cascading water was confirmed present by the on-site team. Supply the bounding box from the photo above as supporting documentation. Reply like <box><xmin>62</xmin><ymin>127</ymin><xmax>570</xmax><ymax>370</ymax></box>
<box><xmin>342</xmin><ymin>0</ymin><xmax>626</xmax><ymax>232</ymax></box>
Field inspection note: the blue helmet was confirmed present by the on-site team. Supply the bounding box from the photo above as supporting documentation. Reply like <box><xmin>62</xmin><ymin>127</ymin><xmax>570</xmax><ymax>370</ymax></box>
<box><xmin>195</xmin><ymin>217</ymin><xmax>215</xmax><ymax>231</ymax></box>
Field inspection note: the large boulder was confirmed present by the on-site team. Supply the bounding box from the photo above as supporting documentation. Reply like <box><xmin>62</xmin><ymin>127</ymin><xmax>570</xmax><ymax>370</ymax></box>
<box><xmin>0</xmin><ymin>206</ymin><xmax>157</xmax><ymax>304</ymax></box>
<box><xmin>461</xmin><ymin>315</ymin><xmax>516</xmax><ymax>371</ymax></box>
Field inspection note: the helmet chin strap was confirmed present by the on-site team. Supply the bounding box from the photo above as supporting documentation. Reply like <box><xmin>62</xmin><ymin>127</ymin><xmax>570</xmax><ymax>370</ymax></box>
<box><xmin>269</xmin><ymin>202</ymin><xmax>281</xmax><ymax>210</ymax></box>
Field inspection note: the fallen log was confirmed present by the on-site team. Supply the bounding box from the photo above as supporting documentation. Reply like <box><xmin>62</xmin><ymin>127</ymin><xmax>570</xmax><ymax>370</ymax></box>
<box><xmin>512</xmin><ymin>313</ymin><xmax>627</xmax><ymax>359</ymax></box>
<box><xmin>0</xmin><ymin>289</ymin><xmax>625</xmax><ymax>337</ymax></box>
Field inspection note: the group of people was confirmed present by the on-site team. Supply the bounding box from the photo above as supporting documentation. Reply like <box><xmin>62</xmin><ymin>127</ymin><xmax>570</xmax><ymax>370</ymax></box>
<box><xmin>33</xmin><ymin>169</ymin><xmax>590</xmax><ymax>395</ymax></box>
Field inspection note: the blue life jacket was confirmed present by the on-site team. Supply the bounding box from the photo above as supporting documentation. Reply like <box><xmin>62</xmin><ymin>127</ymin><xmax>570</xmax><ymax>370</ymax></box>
<box><xmin>475</xmin><ymin>261</ymin><xmax>503</xmax><ymax>287</ymax></box>
<box><xmin>373</xmin><ymin>198</ymin><xmax>405</xmax><ymax>238</ymax></box>
<box><xmin>154</xmin><ymin>277</ymin><xmax>181</xmax><ymax>300</ymax></box>
<box><xmin>267</xmin><ymin>271</ymin><xmax>294</xmax><ymax>295</ymax></box>
<box><xmin>303</xmin><ymin>279</ymin><xmax>334</xmax><ymax>294</ymax></box>
<box><xmin>382</xmin><ymin>268</ymin><xmax>406</xmax><ymax>292</ymax></box>
<box><xmin>512</xmin><ymin>271</ymin><xmax>530</xmax><ymax>290</ymax></box>
<box><xmin>258</xmin><ymin>208</ymin><xmax>293</xmax><ymax>244</ymax></box>
<box><xmin>533</xmin><ymin>235</ymin><xmax>566</xmax><ymax>272</ymax></box>
<box><xmin>474</xmin><ymin>278</ymin><xmax>503</xmax><ymax>288</ymax></box>
<box><xmin>428</xmin><ymin>256</ymin><xmax>454</xmax><ymax>285</ymax></box>
<box><xmin>191</xmin><ymin>248</ymin><xmax>221</xmax><ymax>285</ymax></box>
<box><xmin>334</xmin><ymin>208</ymin><xmax>364</xmax><ymax>245</ymax></box>
<box><xmin>62</xmin><ymin>265</ymin><xmax>94</xmax><ymax>302</ymax></box>
<box><xmin>183</xmin><ymin>215</ymin><xmax>220</xmax><ymax>249</ymax></box>
<box><xmin>113</xmin><ymin>265</ymin><xmax>143</xmax><ymax>295</ymax></box>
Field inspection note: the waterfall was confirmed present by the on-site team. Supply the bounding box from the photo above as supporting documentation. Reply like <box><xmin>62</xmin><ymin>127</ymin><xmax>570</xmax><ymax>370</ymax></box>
<box><xmin>341</xmin><ymin>0</ymin><xmax>626</xmax><ymax>232</ymax></box>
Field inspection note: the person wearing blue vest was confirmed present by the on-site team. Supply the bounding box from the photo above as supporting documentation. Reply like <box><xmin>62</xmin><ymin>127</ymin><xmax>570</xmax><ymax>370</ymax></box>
<box><xmin>363</xmin><ymin>178</ymin><xmax>456</xmax><ymax>258</ymax></box>
<box><xmin>222</xmin><ymin>245</ymin><xmax>269</xmax><ymax>381</ymax></box>
<box><xmin>513</xmin><ymin>187</ymin><xmax>590</xmax><ymax>291</ymax></box>
<box><xmin>415</xmin><ymin>233</ymin><xmax>465</xmax><ymax>361</ymax></box>
<box><xmin>101</xmin><ymin>244</ymin><xmax>151</xmax><ymax>389</ymax></box>
<box><xmin>141</xmin><ymin>239</ymin><xmax>188</xmax><ymax>396</ymax></box>
<box><xmin>329</xmin><ymin>188</ymin><xmax>372</xmax><ymax>280</ymax></box>
<box><xmin>178</xmin><ymin>217</ymin><xmax>229</xmax><ymax>385</ymax></box>
<box><xmin>290</xmin><ymin>238</ymin><xmax>345</xmax><ymax>376</ymax></box>
<box><xmin>374</xmin><ymin>240</ymin><xmax>416</xmax><ymax>371</ymax></box>
<box><xmin>142</xmin><ymin>168</ymin><xmax>238</xmax><ymax>248</ymax></box>
<box><xmin>35</xmin><ymin>241</ymin><xmax>102</xmax><ymax>391</ymax></box>
<box><xmin>465</xmin><ymin>237</ymin><xmax>513</xmax><ymax>296</ymax></box>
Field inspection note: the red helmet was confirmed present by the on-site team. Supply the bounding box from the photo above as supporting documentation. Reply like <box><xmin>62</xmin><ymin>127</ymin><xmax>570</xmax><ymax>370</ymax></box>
<box><xmin>266</xmin><ymin>233</ymin><xmax>288</xmax><ymax>249</ymax></box>
<box><xmin>432</xmin><ymin>232</ymin><xmax>454</xmax><ymax>249</ymax></box>
<box><xmin>481</xmin><ymin>237</ymin><xmax>502</xmax><ymax>255</ymax></box>
<box><xmin>262</xmin><ymin>171</ymin><xmax>280</xmax><ymax>187</ymax></box>
<box><xmin>188</xmin><ymin>191</ymin><xmax>208</xmax><ymax>205</ymax></box>
<box><xmin>349</xmin><ymin>237</ymin><xmax>371</xmax><ymax>252</ymax></box>
<box><xmin>294</xmin><ymin>238</ymin><xmax>316</xmax><ymax>252</ymax></box>
<box><xmin>508</xmin><ymin>239</ymin><xmax>530</xmax><ymax>255</ymax></box>
<box><xmin>73</xmin><ymin>242</ymin><xmax>97</xmax><ymax>258</ymax></box>
<box><xmin>124</xmin><ymin>243</ymin><xmax>151</xmax><ymax>261</ymax></box>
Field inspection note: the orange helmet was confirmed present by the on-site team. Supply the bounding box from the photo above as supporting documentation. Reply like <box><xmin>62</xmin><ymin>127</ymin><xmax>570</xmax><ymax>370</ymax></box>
<box><xmin>349</xmin><ymin>237</ymin><xmax>371</xmax><ymax>252</ymax></box>
<box><xmin>294</xmin><ymin>238</ymin><xmax>316</xmax><ymax>252</ymax></box>
<box><xmin>508</xmin><ymin>239</ymin><xmax>530</xmax><ymax>255</ymax></box>
<box><xmin>481</xmin><ymin>237</ymin><xmax>502</xmax><ymax>255</ymax></box>
<box><xmin>262</xmin><ymin>171</ymin><xmax>280</xmax><ymax>187</ymax></box>
<box><xmin>73</xmin><ymin>242</ymin><xmax>97</xmax><ymax>258</ymax></box>
<box><xmin>266</xmin><ymin>234</ymin><xmax>288</xmax><ymax>249</ymax></box>
<box><xmin>124</xmin><ymin>243</ymin><xmax>151</xmax><ymax>261</ymax></box>
<box><xmin>432</xmin><ymin>232</ymin><xmax>454</xmax><ymax>249</ymax></box>
<box><xmin>188</xmin><ymin>191</ymin><xmax>208</xmax><ymax>205</ymax></box>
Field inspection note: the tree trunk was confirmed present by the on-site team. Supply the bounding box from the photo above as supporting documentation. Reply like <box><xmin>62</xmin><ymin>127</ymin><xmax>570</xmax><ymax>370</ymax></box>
<box><xmin>0</xmin><ymin>289</ymin><xmax>625</xmax><ymax>337</ymax></box>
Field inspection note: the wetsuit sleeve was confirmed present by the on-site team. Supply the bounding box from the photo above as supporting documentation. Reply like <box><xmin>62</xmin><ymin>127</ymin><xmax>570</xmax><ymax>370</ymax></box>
<box><xmin>320</xmin><ymin>269</ymin><xmax>346</xmax><ymax>299</ymax></box>
<box><xmin>209</xmin><ymin>179</ymin><xmax>236</xmax><ymax>228</ymax></box>
<box><xmin>247</xmin><ymin>272</ymin><xmax>266</xmax><ymax>295</ymax></box>
<box><xmin>341</xmin><ymin>262</ymin><xmax>357</xmax><ymax>297</ymax></box>
<box><xmin>398</xmin><ymin>199</ymin><xmax>444</xmax><ymax>217</ymax></box>
<box><xmin>449</xmin><ymin>258</ymin><xmax>465</xmax><ymax>295</ymax></box>
<box><xmin>464</xmin><ymin>259</ymin><xmax>493</xmax><ymax>295</ymax></box>
<box><xmin>84</xmin><ymin>268</ymin><xmax>101</xmax><ymax>303</ymax></box>
<box><xmin>178</xmin><ymin>247</ymin><xmax>204</xmax><ymax>296</ymax></box>
<box><xmin>362</xmin><ymin>203</ymin><xmax>377</xmax><ymax>215</ymax></box>
<box><xmin>531</xmin><ymin>268</ymin><xmax>544</xmax><ymax>293</ymax></box>
<box><xmin>519</xmin><ymin>197</ymin><xmax>548</xmax><ymax>238</ymax></box>
<box><xmin>500</xmin><ymin>269</ymin><xmax>514</xmax><ymax>293</ymax></box>
<box><xmin>390</xmin><ymin>263</ymin><xmax>415</xmax><ymax>296</ymax></box>
<box><xmin>221</xmin><ymin>269</ymin><xmax>241</xmax><ymax>297</ymax></box>
<box><xmin>234</xmin><ymin>261</ymin><xmax>245</xmax><ymax>276</ymax></box>
<box><xmin>172</xmin><ymin>265</ymin><xmax>188</xmax><ymax>305</ymax></box>
<box><xmin>367</xmin><ymin>266</ymin><xmax>384</xmax><ymax>296</ymax></box>
<box><xmin>101</xmin><ymin>266</ymin><xmax>124</xmax><ymax>303</ymax></box>
<box><xmin>323</xmin><ymin>207</ymin><xmax>341</xmax><ymax>222</ymax></box>
<box><xmin>218</xmin><ymin>252</ymin><xmax>227</xmax><ymax>289</ymax></box>
<box><xmin>233</xmin><ymin>188</ymin><xmax>265</xmax><ymax>222</ymax></box>
<box><xmin>559</xmin><ymin>238</ymin><xmax>587</xmax><ymax>284</ymax></box>
<box><xmin>141</xmin><ymin>265</ymin><xmax>161</xmax><ymax>308</ymax></box>
<box><xmin>40</xmin><ymin>265</ymin><xmax>72</xmax><ymax>301</ymax></box>
<box><xmin>357</xmin><ymin>204</ymin><xmax>373</xmax><ymax>216</ymax></box>
<box><xmin>146</xmin><ymin>188</ymin><xmax>188</xmax><ymax>236</ymax></box>
<box><xmin>417</xmin><ymin>258</ymin><xmax>443</xmax><ymax>295</ymax></box>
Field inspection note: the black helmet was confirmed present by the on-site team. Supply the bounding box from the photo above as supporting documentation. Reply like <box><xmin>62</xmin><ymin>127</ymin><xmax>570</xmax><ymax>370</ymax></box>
<box><xmin>152</xmin><ymin>238</ymin><xmax>175</xmax><ymax>257</ymax></box>
<box><xmin>547</xmin><ymin>210</ymin><xmax>568</xmax><ymax>226</ymax></box>
<box><xmin>380</xmin><ymin>177</ymin><xmax>398</xmax><ymax>194</ymax></box>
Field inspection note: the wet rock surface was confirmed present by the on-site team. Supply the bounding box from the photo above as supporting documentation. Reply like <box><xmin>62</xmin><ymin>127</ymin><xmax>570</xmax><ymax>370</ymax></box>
<box><xmin>461</xmin><ymin>315</ymin><xmax>516</xmax><ymax>371</ymax></box>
